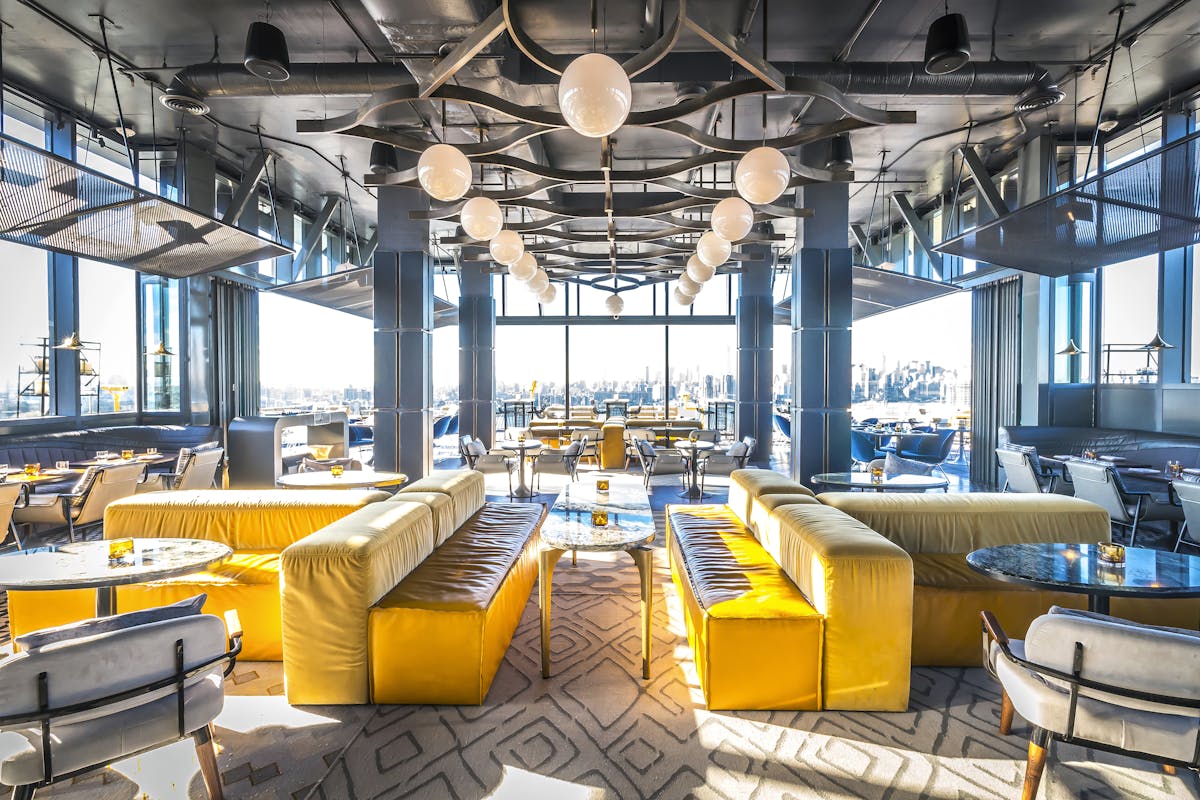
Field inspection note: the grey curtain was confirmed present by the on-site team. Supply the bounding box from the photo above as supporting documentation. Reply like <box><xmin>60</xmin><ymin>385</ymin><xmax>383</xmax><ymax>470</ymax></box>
<box><xmin>213</xmin><ymin>278</ymin><xmax>260</xmax><ymax>426</ymax></box>
<box><xmin>971</xmin><ymin>276</ymin><xmax>1022</xmax><ymax>488</ymax></box>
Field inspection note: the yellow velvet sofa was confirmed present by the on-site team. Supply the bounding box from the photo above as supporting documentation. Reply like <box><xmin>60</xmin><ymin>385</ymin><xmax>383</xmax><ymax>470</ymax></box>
<box><xmin>819</xmin><ymin>492</ymin><xmax>1200</xmax><ymax>665</ymax></box>
<box><xmin>281</xmin><ymin>470</ymin><xmax>546</xmax><ymax>705</ymax></box>
<box><xmin>667</xmin><ymin>470</ymin><xmax>915</xmax><ymax>711</ymax></box>
<box><xmin>596</xmin><ymin>417</ymin><xmax>706</xmax><ymax>469</ymax></box>
<box><xmin>6</xmin><ymin>490</ymin><xmax>388</xmax><ymax>661</ymax></box>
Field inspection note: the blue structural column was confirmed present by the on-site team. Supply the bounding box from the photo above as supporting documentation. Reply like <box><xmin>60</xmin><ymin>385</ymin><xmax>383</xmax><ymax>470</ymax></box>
<box><xmin>374</xmin><ymin>187</ymin><xmax>433</xmax><ymax>478</ymax></box>
<box><xmin>459</xmin><ymin>262</ymin><xmax>496</xmax><ymax>447</ymax></box>
<box><xmin>792</xmin><ymin>145</ymin><xmax>852</xmax><ymax>485</ymax></box>
<box><xmin>736</xmin><ymin>242</ymin><xmax>774</xmax><ymax>466</ymax></box>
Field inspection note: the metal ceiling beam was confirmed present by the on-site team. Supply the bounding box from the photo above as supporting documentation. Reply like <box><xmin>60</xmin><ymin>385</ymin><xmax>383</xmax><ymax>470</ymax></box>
<box><xmin>221</xmin><ymin>150</ymin><xmax>271</xmax><ymax>226</ymax></box>
<box><xmin>849</xmin><ymin>223</ymin><xmax>873</xmax><ymax>265</ymax></box>
<box><xmin>289</xmin><ymin>196</ymin><xmax>340</xmax><ymax>282</ymax></box>
<box><xmin>889</xmin><ymin>192</ymin><xmax>943</xmax><ymax>281</ymax></box>
<box><xmin>418</xmin><ymin>7</ymin><xmax>507</xmax><ymax>98</ymax></box>
<box><xmin>360</xmin><ymin>230</ymin><xmax>380</xmax><ymax>264</ymax></box>
<box><xmin>684</xmin><ymin>5</ymin><xmax>786</xmax><ymax>91</ymax></box>
<box><xmin>641</xmin><ymin>0</ymin><xmax>664</xmax><ymax>48</ymax></box>
<box><xmin>956</xmin><ymin>145</ymin><xmax>1010</xmax><ymax>219</ymax></box>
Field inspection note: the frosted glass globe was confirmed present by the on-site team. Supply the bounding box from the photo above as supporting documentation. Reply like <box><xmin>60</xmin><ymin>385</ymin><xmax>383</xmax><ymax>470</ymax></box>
<box><xmin>527</xmin><ymin>267</ymin><xmax>550</xmax><ymax>293</ymax></box>
<box><xmin>710</xmin><ymin>196</ymin><xmax>754</xmax><ymax>242</ymax></box>
<box><xmin>460</xmin><ymin>196</ymin><xmax>503</xmax><ymax>241</ymax></box>
<box><xmin>417</xmin><ymin>143</ymin><xmax>472</xmax><ymax>202</ymax></box>
<box><xmin>489</xmin><ymin>229</ymin><xmax>524</xmax><ymax>266</ymax></box>
<box><xmin>678</xmin><ymin>274</ymin><xmax>702</xmax><ymax>296</ymax></box>
<box><xmin>696</xmin><ymin>230</ymin><xmax>731</xmax><ymax>268</ymax></box>
<box><xmin>536</xmin><ymin>283</ymin><xmax>557</xmax><ymax>305</ymax></box>
<box><xmin>686</xmin><ymin>254</ymin><xmax>715</xmax><ymax>283</ymax></box>
<box><xmin>558</xmin><ymin>53</ymin><xmax>632</xmax><ymax>138</ymax></box>
<box><xmin>605</xmin><ymin>294</ymin><xmax>624</xmax><ymax>318</ymax></box>
<box><xmin>734</xmin><ymin>146</ymin><xmax>791</xmax><ymax>205</ymax></box>
<box><xmin>509</xmin><ymin>252</ymin><xmax>537</xmax><ymax>281</ymax></box>
<box><xmin>673</xmin><ymin>287</ymin><xmax>695</xmax><ymax>306</ymax></box>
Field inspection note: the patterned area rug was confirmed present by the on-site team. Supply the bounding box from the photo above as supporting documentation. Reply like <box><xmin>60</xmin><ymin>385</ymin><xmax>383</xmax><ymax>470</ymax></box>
<box><xmin>309</xmin><ymin>543</ymin><xmax>1200</xmax><ymax>800</ymax></box>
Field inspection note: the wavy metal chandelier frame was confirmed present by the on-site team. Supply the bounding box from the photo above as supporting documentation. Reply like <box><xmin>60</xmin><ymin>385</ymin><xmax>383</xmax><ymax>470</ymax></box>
<box><xmin>297</xmin><ymin>0</ymin><xmax>916</xmax><ymax>290</ymax></box>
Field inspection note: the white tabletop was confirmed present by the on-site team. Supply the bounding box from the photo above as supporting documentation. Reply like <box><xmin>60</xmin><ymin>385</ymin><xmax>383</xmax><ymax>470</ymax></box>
<box><xmin>0</xmin><ymin>538</ymin><xmax>232</xmax><ymax>591</ymax></box>
<box><xmin>276</xmin><ymin>470</ymin><xmax>407</xmax><ymax>489</ymax></box>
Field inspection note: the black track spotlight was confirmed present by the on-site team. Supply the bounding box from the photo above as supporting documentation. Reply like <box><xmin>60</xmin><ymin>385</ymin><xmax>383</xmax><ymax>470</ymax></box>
<box><xmin>244</xmin><ymin>21</ymin><xmax>290</xmax><ymax>82</ymax></box>
<box><xmin>826</xmin><ymin>133</ymin><xmax>853</xmax><ymax>170</ymax></box>
<box><xmin>924</xmin><ymin>12</ymin><xmax>971</xmax><ymax>75</ymax></box>
<box><xmin>369</xmin><ymin>142</ymin><xmax>400</xmax><ymax>175</ymax></box>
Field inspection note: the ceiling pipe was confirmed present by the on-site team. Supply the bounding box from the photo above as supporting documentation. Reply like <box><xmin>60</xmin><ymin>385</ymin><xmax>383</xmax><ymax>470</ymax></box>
<box><xmin>168</xmin><ymin>58</ymin><xmax>1062</xmax><ymax>107</ymax></box>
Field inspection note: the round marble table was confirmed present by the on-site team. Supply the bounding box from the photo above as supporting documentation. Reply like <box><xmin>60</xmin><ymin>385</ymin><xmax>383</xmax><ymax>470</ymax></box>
<box><xmin>673</xmin><ymin>440</ymin><xmax>716</xmax><ymax>499</ymax></box>
<box><xmin>539</xmin><ymin>477</ymin><xmax>656</xmax><ymax>679</ymax></box>
<box><xmin>497</xmin><ymin>440</ymin><xmax>543</xmax><ymax>498</ymax></box>
<box><xmin>276</xmin><ymin>470</ymin><xmax>407</xmax><ymax>489</ymax></box>
<box><xmin>0</xmin><ymin>538</ymin><xmax>233</xmax><ymax>617</ymax></box>
<box><xmin>810</xmin><ymin>471</ymin><xmax>949</xmax><ymax>492</ymax></box>
<box><xmin>966</xmin><ymin>542</ymin><xmax>1200</xmax><ymax>614</ymax></box>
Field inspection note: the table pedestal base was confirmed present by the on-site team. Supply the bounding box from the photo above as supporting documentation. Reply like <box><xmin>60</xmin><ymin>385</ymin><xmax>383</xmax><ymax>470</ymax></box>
<box><xmin>540</xmin><ymin>545</ymin><xmax>654</xmax><ymax>680</ymax></box>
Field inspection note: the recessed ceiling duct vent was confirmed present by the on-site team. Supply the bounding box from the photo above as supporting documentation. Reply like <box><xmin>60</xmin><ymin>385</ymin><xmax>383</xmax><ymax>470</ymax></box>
<box><xmin>0</xmin><ymin>135</ymin><xmax>291</xmax><ymax>278</ymax></box>
<box><xmin>934</xmin><ymin>130</ymin><xmax>1200</xmax><ymax>277</ymax></box>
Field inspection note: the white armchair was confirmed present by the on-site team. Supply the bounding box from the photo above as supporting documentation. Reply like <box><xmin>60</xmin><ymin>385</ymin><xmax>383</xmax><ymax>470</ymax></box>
<box><xmin>0</xmin><ymin>601</ymin><xmax>241</xmax><ymax>799</ymax></box>
<box><xmin>982</xmin><ymin>607</ymin><xmax>1200</xmax><ymax>799</ymax></box>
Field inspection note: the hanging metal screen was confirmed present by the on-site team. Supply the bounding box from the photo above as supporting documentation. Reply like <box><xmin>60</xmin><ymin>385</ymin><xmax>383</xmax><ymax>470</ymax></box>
<box><xmin>970</xmin><ymin>275</ymin><xmax>1022</xmax><ymax>488</ymax></box>
<box><xmin>0</xmin><ymin>135</ymin><xmax>291</xmax><ymax>278</ymax></box>
<box><xmin>936</xmin><ymin>129</ymin><xmax>1200</xmax><ymax>277</ymax></box>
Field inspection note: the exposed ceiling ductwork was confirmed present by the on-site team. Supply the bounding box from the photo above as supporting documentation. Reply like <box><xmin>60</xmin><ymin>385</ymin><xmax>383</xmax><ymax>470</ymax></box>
<box><xmin>165</xmin><ymin>58</ymin><xmax>1062</xmax><ymax>110</ymax></box>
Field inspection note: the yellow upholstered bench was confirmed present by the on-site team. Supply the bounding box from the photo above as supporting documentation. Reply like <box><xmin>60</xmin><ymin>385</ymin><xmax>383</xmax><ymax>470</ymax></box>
<box><xmin>818</xmin><ymin>492</ymin><xmax>1200</xmax><ymax>665</ymax></box>
<box><xmin>6</xmin><ymin>489</ymin><xmax>387</xmax><ymax>661</ymax></box>
<box><xmin>667</xmin><ymin>505</ymin><xmax>824</xmax><ymax>710</ymax></box>
<box><xmin>368</xmin><ymin>502</ymin><xmax>545</xmax><ymax>704</ymax></box>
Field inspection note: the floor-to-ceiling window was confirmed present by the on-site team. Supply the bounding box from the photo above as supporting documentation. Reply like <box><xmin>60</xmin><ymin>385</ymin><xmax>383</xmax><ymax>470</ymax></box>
<box><xmin>1100</xmin><ymin>255</ymin><xmax>1160</xmax><ymax>383</ymax></box>
<box><xmin>0</xmin><ymin>241</ymin><xmax>51</xmax><ymax>419</ymax></box>
<box><xmin>1052</xmin><ymin>275</ymin><xmax>1094</xmax><ymax>384</ymax></box>
<box><xmin>851</xmin><ymin>292</ymin><xmax>972</xmax><ymax>424</ymax></box>
<box><xmin>258</xmin><ymin>294</ymin><xmax>373</xmax><ymax>414</ymax></box>
<box><xmin>1192</xmin><ymin>244</ymin><xmax>1199</xmax><ymax>383</ymax></box>
<box><xmin>78</xmin><ymin>261</ymin><xmax>136</xmax><ymax>414</ymax></box>
<box><xmin>141</xmin><ymin>276</ymin><xmax>181</xmax><ymax>411</ymax></box>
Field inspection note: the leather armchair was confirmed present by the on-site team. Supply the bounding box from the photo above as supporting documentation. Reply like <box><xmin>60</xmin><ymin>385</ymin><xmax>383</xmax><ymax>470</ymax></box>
<box><xmin>0</xmin><ymin>482</ymin><xmax>29</xmax><ymax>550</ymax></box>
<box><xmin>1172</xmin><ymin>479</ymin><xmax>1200</xmax><ymax>552</ymax></box>
<box><xmin>996</xmin><ymin>447</ymin><xmax>1059</xmax><ymax>494</ymax></box>
<box><xmin>983</xmin><ymin>607</ymin><xmax>1200</xmax><ymax>799</ymax></box>
<box><xmin>1065</xmin><ymin>459</ymin><xmax>1183</xmax><ymax>546</ymax></box>
<box><xmin>0</xmin><ymin>605</ymin><xmax>242</xmax><ymax>800</ymax></box>
<box><xmin>634</xmin><ymin>440</ymin><xmax>686</xmax><ymax>489</ymax></box>
<box><xmin>138</xmin><ymin>446</ymin><xmax>224</xmax><ymax>492</ymax></box>
<box><xmin>532</xmin><ymin>439</ymin><xmax>584</xmax><ymax>491</ymax></box>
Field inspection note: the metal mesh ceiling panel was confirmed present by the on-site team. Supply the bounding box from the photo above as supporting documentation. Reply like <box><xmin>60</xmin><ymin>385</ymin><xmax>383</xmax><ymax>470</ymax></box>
<box><xmin>935</xmin><ymin>130</ymin><xmax>1200</xmax><ymax>277</ymax></box>
<box><xmin>270</xmin><ymin>267</ymin><xmax>459</xmax><ymax>327</ymax></box>
<box><xmin>774</xmin><ymin>265</ymin><xmax>960</xmax><ymax>323</ymax></box>
<box><xmin>0</xmin><ymin>135</ymin><xmax>291</xmax><ymax>278</ymax></box>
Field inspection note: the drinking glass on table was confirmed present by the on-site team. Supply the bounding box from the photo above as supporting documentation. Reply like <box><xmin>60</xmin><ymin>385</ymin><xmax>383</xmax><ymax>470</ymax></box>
<box><xmin>1168</xmin><ymin>460</ymin><xmax>1183</xmax><ymax>478</ymax></box>
<box><xmin>24</xmin><ymin>463</ymin><xmax>40</xmax><ymax>477</ymax></box>
<box><xmin>121</xmin><ymin>449</ymin><xmax>134</xmax><ymax>460</ymax></box>
<box><xmin>55</xmin><ymin>460</ymin><xmax>71</xmax><ymax>471</ymax></box>
<box><xmin>146</xmin><ymin>447</ymin><xmax>158</xmax><ymax>456</ymax></box>
<box><xmin>96</xmin><ymin>451</ymin><xmax>111</xmax><ymax>461</ymax></box>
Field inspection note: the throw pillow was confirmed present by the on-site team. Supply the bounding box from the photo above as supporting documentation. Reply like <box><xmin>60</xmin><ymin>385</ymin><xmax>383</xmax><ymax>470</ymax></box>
<box><xmin>16</xmin><ymin>594</ymin><xmax>208</xmax><ymax>651</ymax></box>
<box><xmin>884</xmin><ymin>451</ymin><xmax>936</xmax><ymax>476</ymax></box>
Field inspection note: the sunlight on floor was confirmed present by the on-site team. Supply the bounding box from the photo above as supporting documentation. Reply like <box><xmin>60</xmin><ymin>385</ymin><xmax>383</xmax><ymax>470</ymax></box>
<box><xmin>485</xmin><ymin>765</ymin><xmax>607</xmax><ymax>799</ymax></box>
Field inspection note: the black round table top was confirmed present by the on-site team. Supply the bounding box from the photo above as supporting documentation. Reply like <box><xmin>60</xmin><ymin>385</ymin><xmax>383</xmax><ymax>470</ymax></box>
<box><xmin>966</xmin><ymin>542</ymin><xmax>1200</xmax><ymax>599</ymax></box>
<box><xmin>0</xmin><ymin>538</ymin><xmax>233</xmax><ymax>592</ymax></box>
<box><xmin>810</xmin><ymin>472</ymin><xmax>949</xmax><ymax>491</ymax></box>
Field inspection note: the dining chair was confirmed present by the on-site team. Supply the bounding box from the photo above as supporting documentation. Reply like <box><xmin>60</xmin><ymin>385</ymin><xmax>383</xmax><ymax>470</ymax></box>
<box><xmin>570</xmin><ymin>428</ymin><xmax>602</xmax><ymax>465</ymax></box>
<box><xmin>996</xmin><ymin>447</ymin><xmax>1059</xmax><ymax>494</ymax></box>
<box><xmin>458</xmin><ymin>435</ymin><xmax>476</xmax><ymax>467</ymax></box>
<box><xmin>850</xmin><ymin>429</ymin><xmax>882</xmax><ymax>465</ymax></box>
<box><xmin>698</xmin><ymin>441</ymin><xmax>750</xmax><ymax>492</ymax></box>
<box><xmin>687</xmin><ymin>429</ymin><xmax>721</xmax><ymax>445</ymax></box>
<box><xmin>468</xmin><ymin>440</ymin><xmax>516</xmax><ymax>497</ymax></box>
<box><xmin>740</xmin><ymin>436</ymin><xmax>757</xmax><ymax>462</ymax></box>
<box><xmin>623</xmin><ymin>429</ymin><xmax>654</xmax><ymax>469</ymax></box>
<box><xmin>1170</xmin><ymin>479</ymin><xmax>1200</xmax><ymax>552</ymax></box>
<box><xmin>0</xmin><ymin>601</ymin><xmax>242</xmax><ymax>800</ymax></box>
<box><xmin>982</xmin><ymin>607</ymin><xmax>1200</xmax><ymax>800</ymax></box>
<box><xmin>635</xmin><ymin>440</ymin><xmax>687</xmax><ymax>490</ymax></box>
<box><xmin>1064</xmin><ymin>459</ymin><xmax>1183</xmax><ymax>547</ymax></box>
<box><xmin>532</xmin><ymin>440</ymin><xmax>584</xmax><ymax>492</ymax></box>
<box><xmin>0</xmin><ymin>482</ymin><xmax>30</xmax><ymax>550</ymax></box>
<box><xmin>13</xmin><ymin>461</ymin><xmax>146</xmax><ymax>543</ymax></box>
<box><xmin>138</xmin><ymin>446</ymin><xmax>224</xmax><ymax>492</ymax></box>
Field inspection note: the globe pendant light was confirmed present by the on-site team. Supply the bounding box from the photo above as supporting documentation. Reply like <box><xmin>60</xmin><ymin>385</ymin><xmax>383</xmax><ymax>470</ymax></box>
<box><xmin>417</xmin><ymin>144</ymin><xmax>472</xmax><ymax>202</ymax></box>
<box><xmin>558</xmin><ymin>53</ymin><xmax>632</xmax><ymax>138</ymax></box>
<box><xmin>710</xmin><ymin>197</ymin><xmax>754</xmax><ymax>242</ymax></box>
<box><xmin>673</xmin><ymin>287</ymin><xmax>695</xmax><ymax>306</ymax></box>
<box><xmin>734</xmin><ymin>146</ymin><xmax>791</xmax><ymax>205</ymax></box>
<box><xmin>489</xmin><ymin>229</ymin><xmax>525</xmax><ymax>266</ymax></box>
<box><xmin>243</xmin><ymin>21</ymin><xmax>290</xmax><ymax>82</ymax></box>
<box><xmin>461</xmin><ymin>196</ymin><xmax>504</xmax><ymax>241</ymax></box>
<box><xmin>537</xmin><ymin>283</ymin><xmax>558</xmax><ymax>305</ymax></box>
<box><xmin>527</xmin><ymin>267</ymin><xmax>550</xmax><ymax>294</ymax></box>
<box><xmin>696</xmin><ymin>230</ymin><xmax>731</xmax><ymax>268</ymax></box>
<box><xmin>678</xmin><ymin>274</ymin><xmax>702</xmax><ymax>296</ymax></box>
<box><xmin>509</xmin><ymin>251</ymin><xmax>537</xmax><ymax>282</ymax></box>
<box><xmin>686</xmin><ymin>254</ymin><xmax>715</xmax><ymax>283</ymax></box>
<box><xmin>605</xmin><ymin>293</ymin><xmax>624</xmax><ymax>318</ymax></box>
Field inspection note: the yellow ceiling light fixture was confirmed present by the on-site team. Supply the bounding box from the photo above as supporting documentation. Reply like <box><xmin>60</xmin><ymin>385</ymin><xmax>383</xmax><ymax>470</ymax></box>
<box><xmin>53</xmin><ymin>332</ymin><xmax>84</xmax><ymax>350</ymax></box>
<box><xmin>146</xmin><ymin>341</ymin><xmax>175</xmax><ymax>357</ymax></box>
